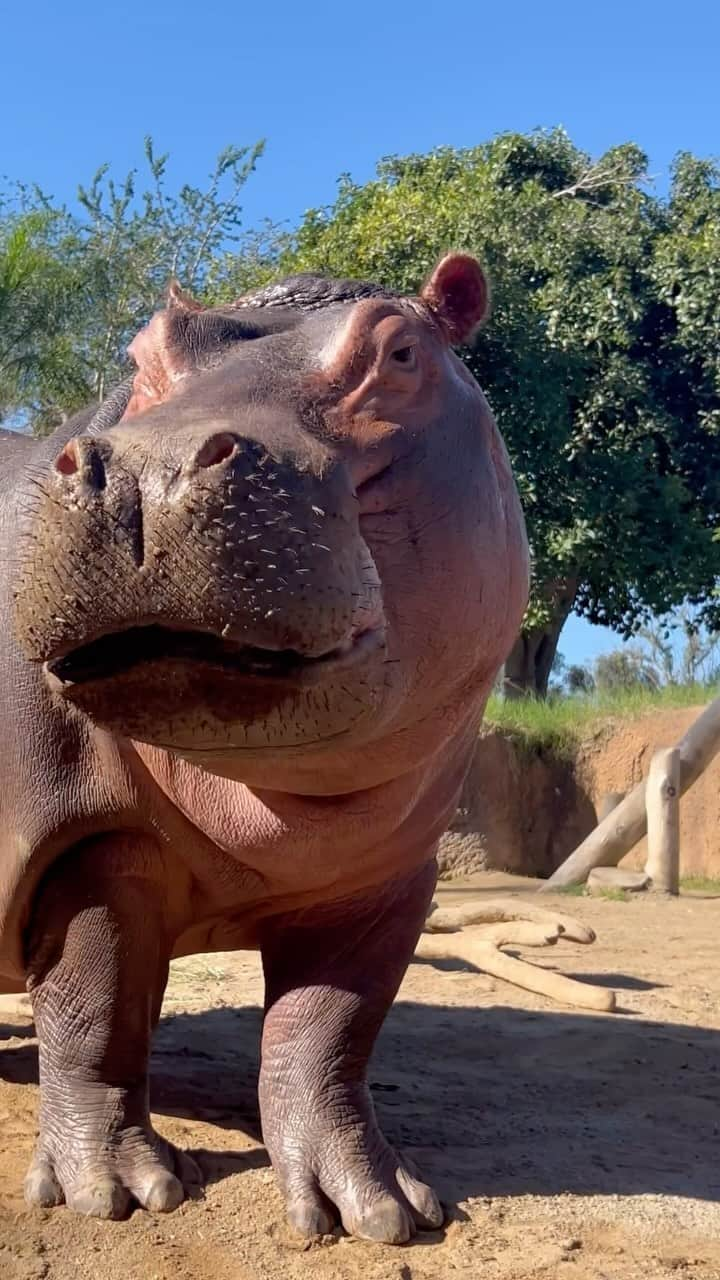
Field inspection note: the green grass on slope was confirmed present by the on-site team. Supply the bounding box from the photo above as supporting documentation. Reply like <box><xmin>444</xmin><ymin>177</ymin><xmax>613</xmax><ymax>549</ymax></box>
<box><xmin>680</xmin><ymin>875</ymin><xmax>720</xmax><ymax>895</ymax></box>
<box><xmin>484</xmin><ymin>683</ymin><xmax>718</xmax><ymax>758</ymax></box>
<box><xmin>558</xmin><ymin>876</ymin><xmax>720</xmax><ymax>898</ymax></box>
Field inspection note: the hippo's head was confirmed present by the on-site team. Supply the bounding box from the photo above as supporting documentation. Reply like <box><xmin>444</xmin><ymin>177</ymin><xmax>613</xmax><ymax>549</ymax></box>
<box><xmin>14</xmin><ymin>255</ymin><xmax>528</xmax><ymax>787</ymax></box>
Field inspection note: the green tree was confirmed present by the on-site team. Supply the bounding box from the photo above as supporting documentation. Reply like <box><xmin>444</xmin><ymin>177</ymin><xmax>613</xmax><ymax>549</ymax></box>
<box><xmin>565</xmin><ymin>663</ymin><xmax>596</xmax><ymax>695</ymax></box>
<box><xmin>594</xmin><ymin>648</ymin><xmax>662</xmax><ymax>693</ymax></box>
<box><xmin>277</xmin><ymin>130</ymin><xmax>720</xmax><ymax>696</ymax></box>
<box><xmin>0</xmin><ymin>205</ymin><xmax>84</xmax><ymax>427</ymax></box>
<box><xmin>638</xmin><ymin>606</ymin><xmax>720</xmax><ymax>687</ymax></box>
<box><xmin>0</xmin><ymin>138</ymin><xmax>274</xmax><ymax>432</ymax></box>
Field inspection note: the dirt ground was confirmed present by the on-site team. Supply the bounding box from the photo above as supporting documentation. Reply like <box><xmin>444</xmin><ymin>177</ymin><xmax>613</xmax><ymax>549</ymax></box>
<box><xmin>2</xmin><ymin>871</ymin><xmax>720</xmax><ymax>1280</ymax></box>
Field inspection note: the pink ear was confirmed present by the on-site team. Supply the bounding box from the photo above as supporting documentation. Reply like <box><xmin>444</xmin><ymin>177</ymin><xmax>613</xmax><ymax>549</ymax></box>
<box><xmin>122</xmin><ymin>281</ymin><xmax>205</xmax><ymax>420</ymax></box>
<box><xmin>166</xmin><ymin>279</ymin><xmax>205</xmax><ymax>314</ymax></box>
<box><xmin>420</xmin><ymin>254</ymin><xmax>489</xmax><ymax>345</ymax></box>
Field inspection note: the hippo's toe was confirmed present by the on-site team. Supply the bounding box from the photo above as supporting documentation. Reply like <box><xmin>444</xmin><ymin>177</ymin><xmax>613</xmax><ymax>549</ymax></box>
<box><xmin>338</xmin><ymin>1158</ymin><xmax>444</xmax><ymax>1243</ymax></box>
<box><xmin>267</xmin><ymin>1099</ymin><xmax>444</xmax><ymax>1244</ymax></box>
<box><xmin>25</xmin><ymin>1129</ymin><xmax>203</xmax><ymax>1219</ymax></box>
<box><xmin>282</xmin><ymin>1145</ymin><xmax>443</xmax><ymax>1244</ymax></box>
<box><xmin>24</xmin><ymin>1154</ymin><xmax>65</xmax><ymax>1208</ymax></box>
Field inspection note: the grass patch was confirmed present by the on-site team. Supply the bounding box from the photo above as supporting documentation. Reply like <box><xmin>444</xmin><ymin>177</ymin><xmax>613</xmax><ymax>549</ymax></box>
<box><xmin>484</xmin><ymin>682</ymin><xmax>717</xmax><ymax>758</ymax></box>
<box><xmin>554</xmin><ymin>882</ymin><xmax>630</xmax><ymax>903</ymax></box>
<box><xmin>596</xmin><ymin>887</ymin><xmax>630</xmax><ymax>902</ymax></box>
<box><xmin>680</xmin><ymin>875</ymin><xmax>720</xmax><ymax>895</ymax></box>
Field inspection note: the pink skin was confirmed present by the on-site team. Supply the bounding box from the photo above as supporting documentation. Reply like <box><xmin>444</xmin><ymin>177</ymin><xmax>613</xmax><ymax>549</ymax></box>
<box><xmin>4</xmin><ymin>255</ymin><xmax>530</xmax><ymax>1241</ymax></box>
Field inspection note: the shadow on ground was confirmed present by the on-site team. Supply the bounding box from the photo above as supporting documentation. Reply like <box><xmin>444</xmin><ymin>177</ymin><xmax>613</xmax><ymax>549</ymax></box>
<box><xmin>0</xmin><ymin>1022</ymin><xmax>34</xmax><ymax>1040</ymax></box>
<box><xmin>2</xmin><ymin>992</ymin><xmax>719</xmax><ymax>1207</ymax></box>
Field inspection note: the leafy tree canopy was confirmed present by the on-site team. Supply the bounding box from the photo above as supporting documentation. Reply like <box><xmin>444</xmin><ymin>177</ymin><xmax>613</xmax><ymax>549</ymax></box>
<box><xmin>0</xmin><ymin>138</ymin><xmax>275</xmax><ymax>432</ymax></box>
<box><xmin>2</xmin><ymin>129</ymin><xmax>719</xmax><ymax>695</ymax></box>
<box><xmin>274</xmin><ymin>130</ymin><xmax>720</xmax><ymax>690</ymax></box>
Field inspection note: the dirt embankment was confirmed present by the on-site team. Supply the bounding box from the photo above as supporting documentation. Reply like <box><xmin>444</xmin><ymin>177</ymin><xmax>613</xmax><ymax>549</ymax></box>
<box><xmin>438</xmin><ymin>705</ymin><xmax>719</xmax><ymax>880</ymax></box>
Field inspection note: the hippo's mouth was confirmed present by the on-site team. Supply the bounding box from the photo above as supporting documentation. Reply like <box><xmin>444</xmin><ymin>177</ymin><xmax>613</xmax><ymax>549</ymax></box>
<box><xmin>45</xmin><ymin>624</ymin><xmax>382</xmax><ymax>687</ymax></box>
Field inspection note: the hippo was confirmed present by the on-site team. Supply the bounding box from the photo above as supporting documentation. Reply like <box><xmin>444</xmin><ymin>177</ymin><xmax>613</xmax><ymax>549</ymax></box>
<box><xmin>1</xmin><ymin>254</ymin><xmax>528</xmax><ymax>1244</ymax></box>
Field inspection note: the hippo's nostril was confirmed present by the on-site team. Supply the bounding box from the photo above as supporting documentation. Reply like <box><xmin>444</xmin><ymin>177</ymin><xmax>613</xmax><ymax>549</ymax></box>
<box><xmin>194</xmin><ymin>432</ymin><xmax>237</xmax><ymax>469</ymax></box>
<box><xmin>55</xmin><ymin>441</ymin><xmax>80</xmax><ymax>477</ymax></box>
<box><xmin>55</xmin><ymin>439</ymin><xmax>107</xmax><ymax>491</ymax></box>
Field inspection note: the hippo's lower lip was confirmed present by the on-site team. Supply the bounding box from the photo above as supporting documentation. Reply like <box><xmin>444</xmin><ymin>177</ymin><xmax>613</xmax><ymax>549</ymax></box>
<box><xmin>45</xmin><ymin>624</ymin><xmax>384</xmax><ymax>688</ymax></box>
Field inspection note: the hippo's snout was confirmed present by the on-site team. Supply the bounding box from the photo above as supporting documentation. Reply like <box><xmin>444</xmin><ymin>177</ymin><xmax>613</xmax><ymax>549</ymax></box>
<box><xmin>14</xmin><ymin>418</ymin><xmax>387</xmax><ymax>752</ymax></box>
<box><xmin>54</xmin><ymin>427</ymin><xmax>240</xmax><ymax>486</ymax></box>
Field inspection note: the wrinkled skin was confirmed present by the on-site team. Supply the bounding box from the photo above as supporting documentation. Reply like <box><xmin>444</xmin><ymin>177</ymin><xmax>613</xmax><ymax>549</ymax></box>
<box><xmin>2</xmin><ymin>256</ymin><xmax>529</xmax><ymax>1242</ymax></box>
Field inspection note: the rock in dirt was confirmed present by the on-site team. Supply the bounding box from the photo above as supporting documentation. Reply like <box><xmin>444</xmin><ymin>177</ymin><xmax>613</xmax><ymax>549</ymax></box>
<box><xmin>587</xmin><ymin>867</ymin><xmax>650</xmax><ymax>895</ymax></box>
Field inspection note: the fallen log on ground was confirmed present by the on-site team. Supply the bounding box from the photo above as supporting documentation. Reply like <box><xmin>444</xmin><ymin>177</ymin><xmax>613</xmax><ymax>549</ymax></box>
<box><xmin>426</xmin><ymin>897</ymin><xmax>595</xmax><ymax>943</ymax></box>
<box><xmin>417</xmin><ymin>898</ymin><xmax>615</xmax><ymax>1013</ymax></box>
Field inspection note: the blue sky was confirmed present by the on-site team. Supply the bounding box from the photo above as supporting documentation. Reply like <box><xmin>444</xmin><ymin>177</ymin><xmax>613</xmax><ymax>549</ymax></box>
<box><xmin>3</xmin><ymin>0</ymin><xmax>718</xmax><ymax>667</ymax></box>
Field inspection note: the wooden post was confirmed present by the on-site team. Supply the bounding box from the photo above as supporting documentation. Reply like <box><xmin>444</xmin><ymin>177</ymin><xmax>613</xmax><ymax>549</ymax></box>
<box><xmin>645</xmin><ymin>748</ymin><xmax>680</xmax><ymax>894</ymax></box>
<box><xmin>542</xmin><ymin>693</ymin><xmax>720</xmax><ymax>890</ymax></box>
<box><xmin>597</xmin><ymin>791</ymin><xmax>625</xmax><ymax>822</ymax></box>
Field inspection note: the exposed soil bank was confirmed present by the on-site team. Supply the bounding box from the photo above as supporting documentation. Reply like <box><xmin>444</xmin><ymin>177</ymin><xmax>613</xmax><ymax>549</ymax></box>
<box><xmin>438</xmin><ymin>706</ymin><xmax>718</xmax><ymax>879</ymax></box>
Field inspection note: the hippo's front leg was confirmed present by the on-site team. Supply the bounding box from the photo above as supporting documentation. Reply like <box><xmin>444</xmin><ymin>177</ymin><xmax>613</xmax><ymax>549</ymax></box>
<box><xmin>259</xmin><ymin>859</ymin><xmax>443</xmax><ymax>1244</ymax></box>
<box><xmin>23</xmin><ymin>836</ymin><xmax>201</xmax><ymax>1218</ymax></box>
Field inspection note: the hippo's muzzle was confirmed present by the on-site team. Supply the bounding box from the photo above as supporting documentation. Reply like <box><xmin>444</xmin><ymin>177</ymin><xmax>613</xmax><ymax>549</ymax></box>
<box><xmin>45</xmin><ymin>620</ymin><xmax>383</xmax><ymax>687</ymax></box>
<box><xmin>15</xmin><ymin>417</ymin><xmax>387</xmax><ymax>753</ymax></box>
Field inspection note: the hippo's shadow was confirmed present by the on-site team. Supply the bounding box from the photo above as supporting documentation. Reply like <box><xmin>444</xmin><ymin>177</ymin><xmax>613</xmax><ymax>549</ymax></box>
<box><xmin>0</xmin><ymin>1021</ymin><xmax>35</xmax><ymax>1040</ymax></box>
<box><xmin>2</xmin><ymin>992</ymin><xmax>720</xmax><ymax>1206</ymax></box>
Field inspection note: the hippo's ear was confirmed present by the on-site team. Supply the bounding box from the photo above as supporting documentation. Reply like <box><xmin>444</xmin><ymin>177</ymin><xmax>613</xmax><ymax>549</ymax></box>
<box><xmin>122</xmin><ymin>283</ymin><xmax>206</xmax><ymax>420</ymax></box>
<box><xmin>166</xmin><ymin>279</ymin><xmax>205</xmax><ymax>313</ymax></box>
<box><xmin>420</xmin><ymin>254</ymin><xmax>489</xmax><ymax>345</ymax></box>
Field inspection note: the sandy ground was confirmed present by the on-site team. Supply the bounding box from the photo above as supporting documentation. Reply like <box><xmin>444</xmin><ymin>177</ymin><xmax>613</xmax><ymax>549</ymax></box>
<box><xmin>2</xmin><ymin>871</ymin><xmax>720</xmax><ymax>1280</ymax></box>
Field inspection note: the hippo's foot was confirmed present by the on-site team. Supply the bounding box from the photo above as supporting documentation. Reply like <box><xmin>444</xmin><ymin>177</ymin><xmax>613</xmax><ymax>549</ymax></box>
<box><xmin>24</xmin><ymin>837</ymin><xmax>199</xmax><ymax>1219</ymax></box>
<box><xmin>268</xmin><ymin>1086</ymin><xmax>442</xmax><ymax>1243</ymax></box>
<box><xmin>260</xmin><ymin>862</ymin><xmax>443</xmax><ymax>1245</ymax></box>
<box><xmin>25</xmin><ymin>1091</ymin><xmax>202</xmax><ymax>1218</ymax></box>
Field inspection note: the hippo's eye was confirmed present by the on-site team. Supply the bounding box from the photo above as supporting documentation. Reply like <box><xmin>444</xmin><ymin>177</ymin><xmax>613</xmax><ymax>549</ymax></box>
<box><xmin>390</xmin><ymin>345</ymin><xmax>417</xmax><ymax>369</ymax></box>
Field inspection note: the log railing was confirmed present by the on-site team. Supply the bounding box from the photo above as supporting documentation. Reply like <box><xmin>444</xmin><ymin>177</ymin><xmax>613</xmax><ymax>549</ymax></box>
<box><xmin>542</xmin><ymin>695</ymin><xmax>720</xmax><ymax>892</ymax></box>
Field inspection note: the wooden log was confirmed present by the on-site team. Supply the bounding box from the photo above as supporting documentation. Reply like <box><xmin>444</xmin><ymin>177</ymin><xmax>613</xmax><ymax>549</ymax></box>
<box><xmin>645</xmin><ymin>747</ymin><xmax>680</xmax><ymax>894</ymax></box>
<box><xmin>465</xmin><ymin>922</ymin><xmax>562</xmax><ymax>948</ymax></box>
<box><xmin>597</xmin><ymin>791</ymin><xmax>625</xmax><ymax>822</ymax></box>
<box><xmin>542</xmin><ymin>693</ymin><xmax>720</xmax><ymax>890</ymax></box>
<box><xmin>416</xmin><ymin>932</ymin><xmax>616</xmax><ymax>1012</ymax></box>
<box><xmin>425</xmin><ymin>898</ymin><xmax>595</xmax><ymax>943</ymax></box>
